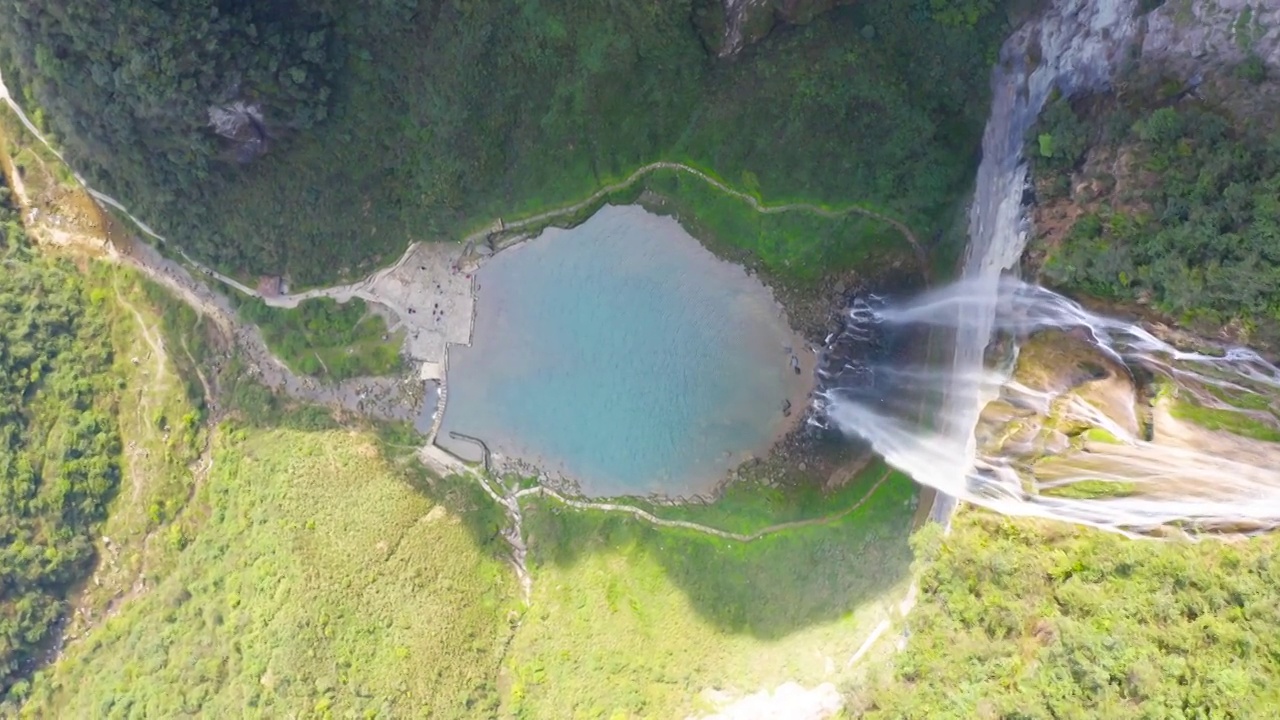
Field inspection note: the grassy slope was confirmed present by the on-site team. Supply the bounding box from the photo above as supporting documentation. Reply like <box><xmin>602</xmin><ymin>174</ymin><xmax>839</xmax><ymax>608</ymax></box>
<box><xmin>1168</xmin><ymin>398</ymin><xmax>1280</xmax><ymax>442</ymax></box>
<box><xmin>642</xmin><ymin>457</ymin><xmax>897</xmax><ymax>533</ymax></box>
<box><xmin>860</xmin><ymin>512</ymin><xmax>1280</xmax><ymax>719</ymax></box>
<box><xmin>23</xmin><ymin>396</ymin><xmax>917</xmax><ymax>720</ymax></box>
<box><xmin>477</xmin><ymin>163</ymin><xmax>918</xmax><ymax>289</ymax></box>
<box><xmin>0</xmin><ymin>108</ymin><xmax>208</xmax><ymax>656</ymax></box>
<box><xmin>504</xmin><ymin>468</ymin><xmax>917</xmax><ymax>718</ymax></box>
<box><xmin>59</xmin><ymin>267</ymin><xmax>209</xmax><ymax>639</ymax></box>
<box><xmin>4</xmin><ymin>102</ymin><xmax>405</xmax><ymax>384</ymax></box>
<box><xmin>635</xmin><ymin>169</ymin><xmax>910</xmax><ymax>285</ymax></box>
<box><xmin>7</xmin><ymin>89</ymin><xmax>922</xmax><ymax>717</ymax></box>
<box><xmin>236</xmin><ymin>296</ymin><xmax>404</xmax><ymax>381</ymax></box>
<box><xmin>21</xmin><ymin>427</ymin><xmax>517</xmax><ymax>718</ymax></box>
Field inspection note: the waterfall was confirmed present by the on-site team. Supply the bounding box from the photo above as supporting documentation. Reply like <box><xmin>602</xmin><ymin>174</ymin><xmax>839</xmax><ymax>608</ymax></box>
<box><xmin>941</xmin><ymin>0</ymin><xmax>1142</xmax><ymax>512</ymax></box>
<box><xmin>824</xmin><ymin>0</ymin><xmax>1280</xmax><ymax>533</ymax></box>
<box><xmin>825</xmin><ymin>275</ymin><xmax>1280</xmax><ymax>530</ymax></box>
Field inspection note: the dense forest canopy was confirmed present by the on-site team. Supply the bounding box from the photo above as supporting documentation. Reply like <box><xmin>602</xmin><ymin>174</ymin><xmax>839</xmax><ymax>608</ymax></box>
<box><xmin>1031</xmin><ymin>93</ymin><xmax>1280</xmax><ymax>347</ymax></box>
<box><xmin>0</xmin><ymin>0</ymin><xmax>336</xmax><ymax>166</ymax></box>
<box><xmin>861</xmin><ymin>514</ymin><xmax>1280</xmax><ymax>718</ymax></box>
<box><xmin>0</xmin><ymin>182</ymin><xmax>121</xmax><ymax>699</ymax></box>
<box><xmin>1</xmin><ymin>0</ymin><xmax>1010</xmax><ymax>283</ymax></box>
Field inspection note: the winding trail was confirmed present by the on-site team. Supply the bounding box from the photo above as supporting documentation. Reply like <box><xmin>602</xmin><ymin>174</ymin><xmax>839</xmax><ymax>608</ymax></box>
<box><xmin>92</xmin><ymin>158</ymin><xmax>931</xmax><ymax>314</ymax></box>
<box><xmin>511</xmin><ymin>467</ymin><xmax>896</xmax><ymax>542</ymax></box>
<box><xmin>453</xmin><ymin>452</ymin><xmax>896</xmax><ymax>604</ymax></box>
<box><xmin>460</xmin><ymin>161</ymin><xmax>929</xmax><ymax>268</ymax></box>
<box><xmin>113</xmin><ymin>283</ymin><xmax>168</xmax><ymax>388</ymax></box>
<box><xmin>251</xmin><ymin>161</ymin><xmax>929</xmax><ymax>306</ymax></box>
<box><xmin>110</xmin><ymin>282</ymin><xmax>171</xmax><ymax>509</ymax></box>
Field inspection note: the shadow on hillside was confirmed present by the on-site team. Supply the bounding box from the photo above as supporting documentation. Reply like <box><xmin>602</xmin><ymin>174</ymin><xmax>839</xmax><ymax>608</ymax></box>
<box><xmin>206</xmin><ymin>324</ymin><xmax>918</xmax><ymax>640</ymax></box>
<box><xmin>515</xmin><ymin>452</ymin><xmax>917</xmax><ymax>640</ymax></box>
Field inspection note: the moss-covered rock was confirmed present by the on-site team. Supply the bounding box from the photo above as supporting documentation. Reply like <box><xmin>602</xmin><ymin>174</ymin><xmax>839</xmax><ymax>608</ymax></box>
<box><xmin>973</xmin><ymin>329</ymin><xmax>1148</xmax><ymax>499</ymax></box>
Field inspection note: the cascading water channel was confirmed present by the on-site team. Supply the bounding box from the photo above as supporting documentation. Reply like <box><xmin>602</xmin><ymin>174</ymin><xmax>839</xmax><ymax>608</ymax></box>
<box><xmin>821</xmin><ymin>0</ymin><xmax>1280</xmax><ymax>533</ymax></box>
<box><xmin>826</xmin><ymin>277</ymin><xmax>1280</xmax><ymax>531</ymax></box>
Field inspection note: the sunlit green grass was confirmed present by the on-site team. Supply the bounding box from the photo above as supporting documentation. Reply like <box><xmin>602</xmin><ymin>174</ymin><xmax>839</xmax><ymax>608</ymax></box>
<box><xmin>504</xmin><ymin>470</ymin><xmax>917</xmax><ymax>718</ymax></box>
<box><xmin>61</xmin><ymin>267</ymin><xmax>208</xmax><ymax>634</ymax></box>
<box><xmin>1080</xmin><ymin>427</ymin><xmax>1123</xmax><ymax>444</ymax></box>
<box><xmin>1169</xmin><ymin>399</ymin><xmax>1280</xmax><ymax>442</ymax></box>
<box><xmin>861</xmin><ymin>511</ymin><xmax>1280</xmax><ymax>717</ymax></box>
<box><xmin>238</xmin><ymin>296</ymin><xmax>404</xmax><ymax>380</ymax></box>
<box><xmin>1040</xmin><ymin>479</ymin><xmax>1137</xmax><ymax>499</ymax></box>
<box><xmin>633</xmin><ymin>457</ymin><xmax>898</xmax><ymax>534</ymax></box>
<box><xmin>22</xmin><ymin>427</ymin><xmax>517</xmax><ymax>718</ymax></box>
<box><xmin>637</xmin><ymin>168</ymin><xmax>912</xmax><ymax>286</ymax></box>
<box><xmin>1202</xmin><ymin>382</ymin><xmax>1277</xmax><ymax>413</ymax></box>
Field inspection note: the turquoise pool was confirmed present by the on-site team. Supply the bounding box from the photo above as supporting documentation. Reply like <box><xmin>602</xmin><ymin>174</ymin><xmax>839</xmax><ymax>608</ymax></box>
<box><xmin>437</xmin><ymin>205</ymin><xmax>809</xmax><ymax>497</ymax></box>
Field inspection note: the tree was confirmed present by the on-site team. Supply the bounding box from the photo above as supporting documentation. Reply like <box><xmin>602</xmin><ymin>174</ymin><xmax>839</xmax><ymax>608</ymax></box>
<box><xmin>0</xmin><ymin>0</ymin><xmax>338</xmax><ymax>258</ymax></box>
<box><xmin>0</xmin><ymin>178</ymin><xmax>122</xmax><ymax>700</ymax></box>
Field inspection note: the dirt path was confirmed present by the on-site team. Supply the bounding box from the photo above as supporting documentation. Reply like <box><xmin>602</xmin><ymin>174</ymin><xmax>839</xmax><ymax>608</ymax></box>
<box><xmin>226</xmin><ymin>161</ymin><xmax>931</xmax><ymax>309</ymax></box>
<box><xmin>111</xmin><ymin>283</ymin><xmax>170</xmax><ymax>508</ymax></box>
<box><xmin>6</xmin><ymin>65</ymin><xmax>930</xmax><ymax>424</ymax></box>
<box><xmin>7</xmin><ymin>66</ymin><xmax>930</xmax><ymax>312</ymax></box>
<box><xmin>181</xmin><ymin>335</ymin><xmax>216</xmax><ymax>413</ymax></box>
<box><xmin>29</xmin><ymin>214</ymin><xmax>422</xmax><ymax>422</ymax></box>
<box><xmin>113</xmin><ymin>283</ymin><xmax>168</xmax><ymax>387</ymax></box>
<box><xmin>57</xmin><ymin>280</ymin><xmax>222</xmax><ymax>655</ymax></box>
<box><xmin>2</xmin><ymin>148</ymin><xmax>28</xmax><ymax>205</ymax></box>
<box><xmin>452</xmin><ymin>454</ymin><xmax>895</xmax><ymax>604</ymax></box>
<box><xmin>513</xmin><ymin>467</ymin><xmax>896</xmax><ymax>542</ymax></box>
<box><xmin>62</xmin><ymin>157</ymin><xmax>930</xmax><ymax>399</ymax></box>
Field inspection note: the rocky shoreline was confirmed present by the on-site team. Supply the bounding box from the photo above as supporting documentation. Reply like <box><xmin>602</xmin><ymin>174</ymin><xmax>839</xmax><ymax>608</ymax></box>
<box><xmin>431</xmin><ymin>203</ymin><xmax>832</xmax><ymax>504</ymax></box>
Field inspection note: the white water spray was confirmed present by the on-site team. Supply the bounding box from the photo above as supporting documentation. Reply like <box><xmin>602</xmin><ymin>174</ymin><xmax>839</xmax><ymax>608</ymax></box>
<box><xmin>825</xmin><ymin>277</ymin><xmax>1280</xmax><ymax>532</ymax></box>
<box><xmin>824</xmin><ymin>0</ymin><xmax>1280</xmax><ymax>533</ymax></box>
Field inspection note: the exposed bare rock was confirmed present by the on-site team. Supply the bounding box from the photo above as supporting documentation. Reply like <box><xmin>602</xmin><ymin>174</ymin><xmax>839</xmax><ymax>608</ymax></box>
<box><xmin>691</xmin><ymin>682</ymin><xmax>843</xmax><ymax>720</ymax></box>
<box><xmin>714</xmin><ymin>0</ymin><xmax>858</xmax><ymax>57</ymax></box>
<box><xmin>1140</xmin><ymin>0</ymin><xmax>1280</xmax><ymax>116</ymax></box>
<box><xmin>1143</xmin><ymin>0</ymin><xmax>1280</xmax><ymax>73</ymax></box>
<box><xmin>975</xmin><ymin>328</ymin><xmax>1142</xmax><ymax>464</ymax></box>
<box><xmin>207</xmin><ymin>100</ymin><xmax>268</xmax><ymax>163</ymax></box>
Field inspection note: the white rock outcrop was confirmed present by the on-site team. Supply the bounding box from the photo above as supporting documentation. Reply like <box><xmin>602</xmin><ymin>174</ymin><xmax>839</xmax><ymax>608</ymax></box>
<box><xmin>692</xmin><ymin>682</ymin><xmax>844</xmax><ymax>720</ymax></box>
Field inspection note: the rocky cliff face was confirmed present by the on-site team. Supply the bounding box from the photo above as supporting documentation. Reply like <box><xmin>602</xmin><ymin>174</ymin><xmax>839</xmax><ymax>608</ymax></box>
<box><xmin>1143</xmin><ymin>0</ymin><xmax>1280</xmax><ymax>72</ymax></box>
<box><xmin>1024</xmin><ymin>0</ymin><xmax>1280</xmax><ymax>347</ymax></box>
<box><xmin>703</xmin><ymin>0</ymin><xmax>858</xmax><ymax>57</ymax></box>
<box><xmin>1139</xmin><ymin>0</ymin><xmax>1280</xmax><ymax>115</ymax></box>
<box><xmin>991</xmin><ymin>0</ymin><xmax>1280</xmax><ymax>527</ymax></box>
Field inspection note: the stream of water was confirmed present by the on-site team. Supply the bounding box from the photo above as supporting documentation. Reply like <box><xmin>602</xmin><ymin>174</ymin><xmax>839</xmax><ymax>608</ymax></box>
<box><xmin>822</xmin><ymin>0</ymin><xmax>1280</xmax><ymax>533</ymax></box>
<box><xmin>824</xmin><ymin>277</ymin><xmax>1280</xmax><ymax>531</ymax></box>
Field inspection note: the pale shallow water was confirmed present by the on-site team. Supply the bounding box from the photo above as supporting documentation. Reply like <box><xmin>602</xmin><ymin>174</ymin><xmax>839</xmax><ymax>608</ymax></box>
<box><xmin>437</xmin><ymin>204</ymin><xmax>808</xmax><ymax>497</ymax></box>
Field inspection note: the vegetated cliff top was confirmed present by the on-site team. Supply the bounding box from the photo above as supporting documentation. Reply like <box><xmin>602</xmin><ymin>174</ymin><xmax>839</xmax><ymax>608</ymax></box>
<box><xmin>2</xmin><ymin>0</ymin><xmax>1012</xmax><ymax>285</ymax></box>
